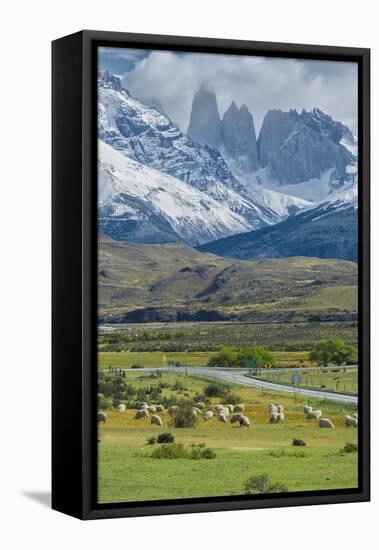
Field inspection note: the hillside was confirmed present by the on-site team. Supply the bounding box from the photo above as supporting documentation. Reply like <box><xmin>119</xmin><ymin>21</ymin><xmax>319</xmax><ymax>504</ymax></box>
<box><xmin>198</xmin><ymin>186</ymin><xmax>357</xmax><ymax>262</ymax></box>
<box><xmin>98</xmin><ymin>237</ymin><xmax>357</xmax><ymax>323</ymax></box>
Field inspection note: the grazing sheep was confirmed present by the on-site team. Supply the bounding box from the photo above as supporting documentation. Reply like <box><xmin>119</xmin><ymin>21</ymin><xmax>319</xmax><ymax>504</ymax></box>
<box><xmin>276</xmin><ymin>412</ymin><xmax>285</xmax><ymax>423</ymax></box>
<box><xmin>304</xmin><ymin>405</ymin><xmax>312</xmax><ymax>415</ymax></box>
<box><xmin>191</xmin><ymin>408</ymin><xmax>199</xmax><ymax>417</ymax></box>
<box><xmin>137</xmin><ymin>402</ymin><xmax>148</xmax><ymax>410</ymax></box>
<box><xmin>135</xmin><ymin>409</ymin><xmax>149</xmax><ymax>419</ymax></box>
<box><xmin>117</xmin><ymin>404</ymin><xmax>126</xmax><ymax>412</ymax></box>
<box><xmin>151</xmin><ymin>414</ymin><xmax>163</xmax><ymax>426</ymax></box>
<box><xmin>345</xmin><ymin>415</ymin><xmax>358</xmax><ymax>428</ymax></box>
<box><xmin>352</xmin><ymin>413</ymin><xmax>358</xmax><ymax>420</ymax></box>
<box><xmin>195</xmin><ymin>402</ymin><xmax>205</xmax><ymax>410</ymax></box>
<box><xmin>230</xmin><ymin>413</ymin><xmax>243</xmax><ymax>424</ymax></box>
<box><xmin>97</xmin><ymin>412</ymin><xmax>107</xmax><ymax>423</ymax></box>
<box><xmin>239</xmin><ymin>415</ymin><xmax>250</xmax><ymax>427</ymax></box>
<box><xmin>319</xmin><ymin>418</ymin><xmax>335</xmax><ymax>428</ymax></box>
<box><xmin>218</xmin><ymin>413</ymin><xmax>228</xmax><ymax>423</ymax></box>
<box><xmin>156</xmin><ymin>404</ymin><xmax>164</xmax><ymax>412</ymax></box>
<box><xmin>277</xmin><ymin>404</ymin><xmax>284</xmax><ymax>413</ymax></box>
<box><xmin>227</xmin><ymin>404</ymin><xmax>234</xmax><ymax>413</ymax></box>
<box><xmin>214</xmin><ymin>404</ymin><xmax>224</xmax><ymax>412</ymax></box>
<box><xmin>234</xmin><ymin>404</ymin><xmax>244</xmax><ymax>413</ymax></box>
<box><xmin>269</xmin><ymin>412</ymin><xmax>278</xmax><ymax>423</ymax></box>
<box><xmin>268</xmin><ymin>403</ymin><xmax>278</xmax><ymax>414</ymax></box>
<box><xmin>204</xmin><ymin>411</ymin><xmax>214</xmax><ymax>421</ymax></box>
<box><xmin>219</xmin><ymin>407</ymin><xmax>229</xmax><ymax>417</ymax></box>
<box><xmin>192</xmin><ymin>407</ymin><xmax>201</xmax><ymax>415</ymax></box>
<box><xmin>147</xmin><ymin>405</ymin><xmax>157</xmax><ymax>413</ymax></box>
<box><xmin>306</xmin><ymin>410</ymin><xmax>322</xmax><ymax>420</ymax></box>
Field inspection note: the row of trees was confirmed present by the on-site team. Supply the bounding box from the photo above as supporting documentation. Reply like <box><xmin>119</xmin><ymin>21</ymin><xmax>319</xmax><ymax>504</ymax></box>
<box><xmin>207</xmin><ymin>339</ymin><xmax>357</xmax><ymax>369</ymax></box>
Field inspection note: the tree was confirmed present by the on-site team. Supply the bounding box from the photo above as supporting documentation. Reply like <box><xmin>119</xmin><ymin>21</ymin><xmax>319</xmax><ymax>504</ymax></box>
<box><xmin>207</xmin><ymin>346</ymin><xmax>276</xmax><ymax>369</ymax></box>
<box><xmin>309</xmin><ymin>339</ymin><xmax>357</xmax><ymax>368</ymax></box>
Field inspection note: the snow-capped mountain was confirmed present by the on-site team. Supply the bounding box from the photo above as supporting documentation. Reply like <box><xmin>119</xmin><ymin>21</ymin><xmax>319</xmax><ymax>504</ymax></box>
<box><xmin>98</xmin><ymin>71</ymin><xmax>297</xmax><ymax>242</ymax></box>
<box><xmin>99</xmin><ymin>140</ymin><xmax>251</xmax><ymax>245</ymax></box>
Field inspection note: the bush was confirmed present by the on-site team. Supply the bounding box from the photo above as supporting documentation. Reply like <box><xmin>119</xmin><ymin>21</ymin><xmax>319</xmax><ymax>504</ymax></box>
<box><xmin>147</xmin><ymin>436</ymin><xmax>157</xmax><ymax>445</ymax></box>
<box><xmin>244</xmin><ymin>474</ymin><xmax>288</xmax><ymax>494</ymax></box>
<box><xmin>151</xmin><ymin>443</ymin><xmax>216</xmax><ymax>460</ymax></box>
<box><xmin>173</xmin><ymin>407</ymin><xmax>197</xmax><ymax>428</ymax></box>
<box><xmin>151</xmin><ymin>443</ymin><xmax>188</xmax><ymax>459</ymax></box>
<box><xmin>130</xmin><ymin>364</ymin><xmax>144</xmax><ymax>369</ymax></box>
<box><xmin>200</xmin><ymin>447</ymin><xmax>217</xmax><ymax>459</ymax></box>
<box><xmin>292</xmin><ymin>438</ymin><xmax>306</xmax><ymax>447</ymax></box>
<box><xmin>157</xmin><ymin>432</ymin><xmax>175</xmax><ymax>444</ymax></box>
<box><xmin>204</xmin><ymin>383</ymin><xmax>229</xmax><ymax>398</ymax></box>
<box><xmin>342</xmin><ymin>442</ymin><xmax>358</xmax><ymax>453</ymax></box>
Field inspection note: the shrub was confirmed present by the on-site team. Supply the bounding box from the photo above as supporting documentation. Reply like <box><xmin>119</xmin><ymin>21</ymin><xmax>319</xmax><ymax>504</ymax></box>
<box><xmin>173</xmin><ymin>407</ymin><xmax>197</xmax><ymax>428</ymax></box>
<box><xmin>200</xmin><ymin>447</ymin><xmax>217</xmax><ymax>459</ymax></box>
<box><xmin>157</xmin><ymin>432</ymin><xmax>175</xmax><ymax>444</ymax></box>
<box><xmin>244</xmin><ymin>474</ymin><xmax>288</xmax><ymax>494</ymax></box>
<box><xmin>204</xmin><ymin>383</ymin><xmax>229</xmax><ymax>398</ymax></box>
<box><xmin>147</xmin><ymin>436</ymin><xmax>157</xmax><ymax>445</ymax></box>
<box><xmin>151</xmin><ymin>443</ymin><xmax>188</xmax><ymax>459</ymax></box>
<box><xmin>342</xmin><ymin>442</ymin><xmax>358</xmax><ymax>453</ymax></box>
<box><xmin>130</xmin><ymin>364</ymin><xmax>144</xmax><ymax>369</ymax></box>
<box><xmin>292</xmin><ymin>438</ymin><xmax>306</xmax><ymax>447</ymax></box>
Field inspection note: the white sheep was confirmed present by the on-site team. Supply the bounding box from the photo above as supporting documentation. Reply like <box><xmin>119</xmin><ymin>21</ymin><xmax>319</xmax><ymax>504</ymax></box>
<box><xmin>151</xmin><ymin>414</ymin><xmax>163</xmax><ymax>426</ymax></box>
<box><xmin>269</xmin><ymin>412</ymin><xmax>278</xmax><ymax>423</ymax></box>
<box><xmin>276</xmin><ymin>412</ymin><xmax>285</xmax><ymax>423</ymax></box>
<box><xmin>195</xmin><ymin>402</ymin><xmax>205</xmax><ymax>410</ymax></box>
<box><xmin>319</xmin><ymin>418</ymin><xmax>335</xmax><ymax>428</ymax></box>
<box><xmin>234</xmin><ymin>404</ymin><xmax>244</xmax><ymax>413</ymax></box>
<box><xmin>218</xmin><ymin>413</ymin><xmax>228</xmax><ymax>423</ymax></box>
<box><xmin>239</xmin><ymin>415</ymin><xmax>250</xmax><ymax>427</ymax></box>
<box><xmin>268</xmin><ymin>403</ymin><xmax>278</xmax><ymax>414</ymax></box>
<box><xmin>214</xmin><ymin>404</ymin><xmax>224</xmax><ymax>412</ymax></box>
<box><xmin>204</xmin><ymin>411</ymin><xmax>214</xmax><ymax>421</ymax></box>
<box><xmin>135</xmin><ymin>409</ymin><xmax>149</xmax><ymax>419</ymax></box>
<box><xmin>352</xmin><ymin>413</ymin><xmax>358</xmax><ymax>420</ymax></box>
<box><xmin>117</xmin><ymin>404</ymin><xmax>126</xmax><ymax>412</ymax></box>
<box><xmin>156</xmin><ymin>404</ymin><xmax>164</xmax><ymax>412</ymax></box>
<box><xmin>192</xmin><ymin>407</ymin><xmax>201</xmax><ymax>415</ymax></box>
<box><xmin>147</xmin><ymin>405</ymin><xmax>156</xmax><ymax>413</ymax></box>
<box><xmin>227</xmin><ymin>404</ymin><xmax>234</xmax><ymax>413</ymax></box>
<box><xmin>137</xmin><ymin>401</ymin><xmax>148</xmax><ymax>410</ymax></box>
<box><xmin>304</xmin><ymin>405</ymin><xmax>312</xmax><ymax>415</ymax></box>
<box><xmin>277</xmin><ymin>404</ymin><xmax>284</xmax><ymax>413</ymax></box>
<box><xmin>345</xmin><ymin>415</ymin><xmax>358</xmax><ymax>428</ymax></box>
<box><xmin>230</xmin><ymin>413</ymin><xmax>243</xmax><ymax>424</ymax></box>
<box><xmin>220</xmin><ymin>407</ymin><xmax>229</xmax><ymax>417</ymax></box>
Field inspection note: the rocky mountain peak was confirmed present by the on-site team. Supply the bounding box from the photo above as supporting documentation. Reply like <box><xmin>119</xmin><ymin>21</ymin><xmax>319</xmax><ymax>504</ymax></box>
<box><xmin>187</xmin><ymin>84</ymin><xmax>222</xmax><ymax>148</ymax></box>
<box><xmin>221</xmin><ymin>101</ymin><xmax>259</xmax><ymax>171</ymax></box>
<box><xmin>98</xmin><ymin>71</ymin><xmax>127</xmax><ymax>93</ymax></box>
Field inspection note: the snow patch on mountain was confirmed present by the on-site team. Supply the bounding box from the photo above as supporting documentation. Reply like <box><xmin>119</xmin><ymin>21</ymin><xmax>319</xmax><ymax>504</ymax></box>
<box><xmin>99</xmin><ymin>140</ymin><xmax>251</xmax><ymax>245</ymax></box>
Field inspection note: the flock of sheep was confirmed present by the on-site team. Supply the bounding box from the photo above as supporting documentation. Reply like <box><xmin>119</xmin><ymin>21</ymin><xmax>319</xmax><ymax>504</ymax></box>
<box><xmin>97</xmin><ymin>401</ymin><xmax>358</xmax><ymax>430</ymax></box>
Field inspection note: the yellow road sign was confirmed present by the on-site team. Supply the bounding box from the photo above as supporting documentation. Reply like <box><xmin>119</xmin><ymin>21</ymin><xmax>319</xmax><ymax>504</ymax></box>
<box><xmin>264</xmin><ymin>362</ymin><xmax>272</xmax><ymax>369</ymax></box>
<box><xmin>162</xmin><ymin>353</ymin><xmax>167</xmax><ymax>362</ymax></box>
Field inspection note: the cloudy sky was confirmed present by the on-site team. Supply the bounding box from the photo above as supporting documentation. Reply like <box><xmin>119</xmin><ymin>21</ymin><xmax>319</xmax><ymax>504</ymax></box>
<box><xmin>99</xmin><ymin>47</ymin><xmax>358</xmax><ymax>134</ymax></box>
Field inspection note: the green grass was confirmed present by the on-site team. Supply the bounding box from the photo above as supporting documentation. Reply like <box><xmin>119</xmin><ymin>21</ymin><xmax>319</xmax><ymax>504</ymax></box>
<box><xmin>99</xmin><ymin>350</ymin><xmax>216</xmax><ymax>369</ymax></box>
<box><xmin>258</xmin><ymin>368</ymin><xmax>358</xmax><ymax>395</ymax></box>
<box><xmin>98</xmin><ymin>372</ymin><xmax>358</xmax><ymax>503</ymax></box>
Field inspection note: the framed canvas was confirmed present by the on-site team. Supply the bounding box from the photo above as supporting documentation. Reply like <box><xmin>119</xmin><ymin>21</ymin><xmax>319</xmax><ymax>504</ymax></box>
<box><xmin>52</xmin><ymin>30</ymin><xmax>370</xmax><ymax>520</ymax></box>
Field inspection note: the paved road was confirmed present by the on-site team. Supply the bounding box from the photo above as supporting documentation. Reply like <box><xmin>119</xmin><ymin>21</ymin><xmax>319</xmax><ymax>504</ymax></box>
<box><xmin>117</xmin><ymin>365</ymin><xmax>358</xmax><ymax>403</ymax></box>
<box><xmin>184</xmin><ymin>367</ymin><xmax>358</xmax><ymax>404</ymax></box>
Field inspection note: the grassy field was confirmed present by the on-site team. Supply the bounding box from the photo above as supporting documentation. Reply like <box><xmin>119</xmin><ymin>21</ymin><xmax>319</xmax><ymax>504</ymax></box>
<box><xmin>99</xmin><ymin>350</ymin><xmax>319</xmax><ymax>369</ymax></box>
<box><xmin>98</xmin><ymin>371</ymin><xmax>358</xmax><ymax>503</ymax></box>
<box><xmin>258</xmin><ymin>368</ymin><xmax>358</xmax><ymax>395</ymax></box>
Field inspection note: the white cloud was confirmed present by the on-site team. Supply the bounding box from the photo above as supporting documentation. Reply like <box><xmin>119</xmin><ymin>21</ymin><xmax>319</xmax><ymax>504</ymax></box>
<box><xmin>121</xmin><ymin>50</ymin><xmax>358</xmax><ymax>134</ymax></box>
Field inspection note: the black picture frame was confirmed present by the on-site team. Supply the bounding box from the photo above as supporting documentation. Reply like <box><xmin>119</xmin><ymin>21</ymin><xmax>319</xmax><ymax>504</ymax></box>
<box><xmin>52</xmin><ymin>30</ymin><xmax>370</xmax><ymax>520</ymax></box>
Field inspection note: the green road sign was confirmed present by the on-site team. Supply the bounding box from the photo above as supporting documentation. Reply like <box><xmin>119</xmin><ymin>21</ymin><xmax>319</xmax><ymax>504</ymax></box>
<box><xmin>244</xmin><ymin>359</ymin><xmax>257</xmax><ymax>368</ymax></box>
